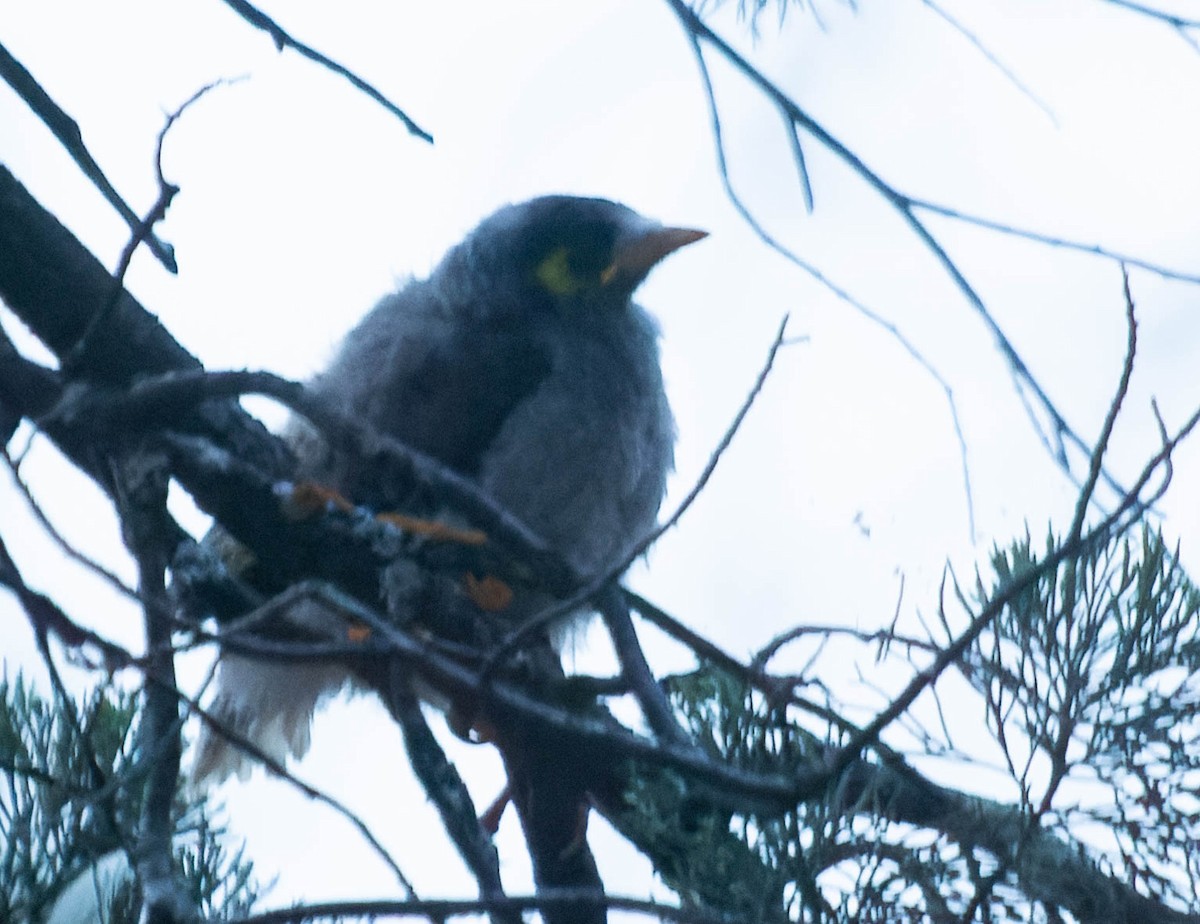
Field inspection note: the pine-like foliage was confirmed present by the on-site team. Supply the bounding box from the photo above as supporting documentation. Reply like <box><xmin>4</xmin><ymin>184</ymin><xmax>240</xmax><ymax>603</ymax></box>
<box><xmin>0</xmin><ymin>676</ymin><xmax>260</xmax><ymax>922</ymax></box>
<box><xmin>641</xmin><ymin>526</ymin><xmax>1200</xmax><ymax>922</ymax></box>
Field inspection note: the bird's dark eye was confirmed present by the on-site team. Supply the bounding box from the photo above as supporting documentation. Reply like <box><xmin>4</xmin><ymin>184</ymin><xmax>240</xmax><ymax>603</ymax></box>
<box><xmin>565</xmin><ymin>244</ymin><xmax>610</xmax><ymax>277</ymax></box>
<box><xmin>533</xmin><ymin>244</ymin><xmax>613</xmax><ymax>296</ymax></box>
<box><xmin>529</xmin><ymin>216</ymin><xmax>619</xmax><ymax>297</ymax></box>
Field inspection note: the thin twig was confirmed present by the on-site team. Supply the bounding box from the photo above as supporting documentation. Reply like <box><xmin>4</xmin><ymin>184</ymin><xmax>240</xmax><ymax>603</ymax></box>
<box><xmin>247</xmin><ymin>583</ymin><xmax>810</xmax><ymax>806</ymax></box>
<box><xmin>919</xmin><ymin>0</ymin><xmax>1058</xmax><ymax>125</ymax></box>
<box><xmin>668</xmin><ymin>0</ymin><xmax>1157</xmax><ymax>509</ymax></box>
<box><xmin>912</xmin><ymin>199</ymin><xmax>1200</xmax><ymax>285</ymax></box>
<box><xmin>219</xmin><ymin>0</ymin><xmax>432</xmax><ymax>142</ymax></box>
<box><xmin>828</xmin><ymin>389</ymin><xmax>1200</xmax><ymax>781</ymax></box>
<box><xmin>0</xmin><ymin>756</ymin><xmax>97</xmax><ymax>793</ymax></box>
<box><xmin>0</xmin><ymin>534</ymin><xmax>138</xmax><ymax>671</ymax></box>
<box><xmin>626</xmin><ymin>590</ymin><xmax>907</xmax><ymax>754</ymax></box>
<box><xmin>1066</xmin><ymin>266</ymin><xmax>1138</xmax><ymax>547</ymax></box>
<box><xmin>230</xmin><ymin>890</ymin><xmax>738</xmax><ymax>924</ymax></box>
<box><xmin>753</xmin><ymin>622</ymin><xmax>940</xmax><ymax>672</ymax></box>
<box><xmin>624</xmin><ymin>590</ymin><xmax>760</xmax><ymax>680</ymax></box>
<box><xmin>382</xmin><ymin>664</ymin><xmax>501</xmax><ymax>911</ymax></box>
<box><xmin>0</xmin><ymin>42</ymin><xmax>177</xmax><ymax>272</ymax></box>
<box><xmin>64</xmin><ymin>80</ymin><xmax>232</xmax><ymax>374</ymax></box>
<box><xmin>781</xmin><ymin>110</ymin><xmax>814</xmax><ymax>212</ymax></box>
<box><xmin>178</xmin><ymin>676</ymin><xmax>418</xmax><ymax>896</ymax></box>
<box><xmin>481</xmin><ymin>314</ymin><xmax>791</xmax><ymax>672</ymax></box>
<box><xmin>679</xmin><ymin>22</ymin><xmax>978</xmax><ymax>539</ymax></box>
<box><xmin>1100</xmin><ymin>0</ymin><xmax>1200</xmax><ymax>29</ymax></box>
<box><xmin>2</xmin><ymin>448</ymin><xmax>138</xmax><ymax>602</ymax></box>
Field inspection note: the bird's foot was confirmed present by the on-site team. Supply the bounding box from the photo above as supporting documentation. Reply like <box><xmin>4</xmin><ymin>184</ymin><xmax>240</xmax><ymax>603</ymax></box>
<box><xmin>479</xmin><ymin>784</ymin><xmax>512</xmax><ymax>835</ymax></box>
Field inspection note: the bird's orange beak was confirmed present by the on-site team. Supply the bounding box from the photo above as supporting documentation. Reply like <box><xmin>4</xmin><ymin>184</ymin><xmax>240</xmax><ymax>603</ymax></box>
<box><xmin>601</xmin><ymin>226</ymin><xmax>708</xmax><ymax>285</ymax></box>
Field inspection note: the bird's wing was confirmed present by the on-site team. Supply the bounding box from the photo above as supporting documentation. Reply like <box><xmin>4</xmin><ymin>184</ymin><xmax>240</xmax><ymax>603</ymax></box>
<box><xmin>310</xmin><ymin>287</ymin><xmax>553</xmax><ymax>505</ymax></box>
<box><xmin>389</xmin><ymin>319</ymin><xmax>553</xmax><ymax>477</ymax></box>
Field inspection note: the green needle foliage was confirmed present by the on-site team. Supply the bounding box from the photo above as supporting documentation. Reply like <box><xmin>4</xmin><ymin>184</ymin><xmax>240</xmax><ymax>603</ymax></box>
<box><xmin>625</xmin><ymin>526</ymin><xmax>1200</xmax><ymax>922</ymax></box>
<box><xmin>968</xmin><ymin>526</ymin><xmax>1200</xmax><ymax>910</ymax></box>
<box><xmin>0</xmin><ymin>676</ymin><xmax>260</xmax><ymax>923</ymax></box>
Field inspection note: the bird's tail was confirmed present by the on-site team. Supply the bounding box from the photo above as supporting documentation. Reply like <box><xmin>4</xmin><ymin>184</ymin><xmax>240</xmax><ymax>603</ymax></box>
<box><xmin>190</xmin><ymin>655</ymin><xmax>349</xmax><ymax>785</ymax></box>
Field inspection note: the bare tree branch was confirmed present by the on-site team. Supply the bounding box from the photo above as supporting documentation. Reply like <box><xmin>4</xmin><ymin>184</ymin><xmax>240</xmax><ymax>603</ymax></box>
<box><xmin>918</xmin><ymin>0</ymin><xmax>1058</xmax><ymax>124</ymax></box>
<box><xmin>665</xmin><ymin>0</ymin><xmax>1200</xmax><ymax>514</ymax></box>
<box><xmin>482</xmin><ymin>314</ymin><xmax>791</xmax><ymax>671</ymax></box>
<box><xmin>218</xmin><ymin>0</ymin><xmax>433</xmax><ymax>143</ymax></box>
<box><xmin>675</xmin><ymin>18</ymin><xmax>979</xmax><ymax>539</ymax></box>
<box><xmin>1100</xmin><ymin>0</ymin><xmax>1200</xmax><ymax>52</ymax></box>
<box><xmin>229</xmin><ymin>890</ymin><xmax>740</xmax><ymax>924</ymax></box>
<box><xmin>0</xmin><ymin>43</ymin><xmax>178</xmax><ymax>272</ymax></box>
<box><xmin>378</xmin><ymin>664</ymin><xmax>511</xmax><ymax>921</ymax></box>
<box><xmin>2</xmin><ymin>448</ymin><xmax>139</xmax><ymax>601</ymax></box>
<box><xmin>831</xmin><ymin>387</ymin><xmax>1200</xmax><ymax>786</ymax></box>
<box><xmin>0</xmin><ymin>165</ymin><xmax>288</xmax><ymax>473</ymax></box>
<box><xmin>112</xmin><ymin>452</ymin><xmax>195</xmax><ymax>923</ymax></box>
<box><xmin>64</xmin><ymin>80</ymin><xmax>235</xmax><ymax>375</ymax></box>
<box><xmin>0</xmin><ymin>534</ymin><xmax>137</xmax><ymax>672</ymax></box>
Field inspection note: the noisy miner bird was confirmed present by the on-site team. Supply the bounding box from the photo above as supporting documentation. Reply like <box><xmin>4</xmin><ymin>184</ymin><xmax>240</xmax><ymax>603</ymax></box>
<box><xmin>192</xmin><ymin>195</ymin><xmax>706</xmax><ymax>782</ymax></box>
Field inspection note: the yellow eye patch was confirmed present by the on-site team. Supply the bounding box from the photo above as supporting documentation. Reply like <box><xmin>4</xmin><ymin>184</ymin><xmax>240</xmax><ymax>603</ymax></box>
<box><xmin>535</xmin><ymin>245</ymin><xmax>588</xmax><ymax>296</ymax></box>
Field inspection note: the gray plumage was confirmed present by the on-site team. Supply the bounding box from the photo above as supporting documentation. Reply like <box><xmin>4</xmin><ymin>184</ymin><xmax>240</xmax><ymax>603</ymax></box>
<box><xmin>193</xmin><ymin>195</ymin><xmax>702</xmax><ymax>782</ymax></box>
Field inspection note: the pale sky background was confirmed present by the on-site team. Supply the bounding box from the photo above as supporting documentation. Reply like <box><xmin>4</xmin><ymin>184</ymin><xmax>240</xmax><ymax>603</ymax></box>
<box><xmin>3</xmin><ymin>0</ymin><xmax>1200</xmax><ymax>913</ymax></box>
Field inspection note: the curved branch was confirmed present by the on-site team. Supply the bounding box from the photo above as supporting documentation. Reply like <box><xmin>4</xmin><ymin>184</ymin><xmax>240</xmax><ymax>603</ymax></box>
<box><xmin>677</xmin><ymin>18</ymin><xmax>978</xmax><ymax>538</ymax></box>
<box><xmin>219</xmin><ymin>0</ymin><xmax>432</xmax><ymax>143</ymax></box>
<box><xmin>665</xmin><ymin>0</ymin><xmax>1183</xmax><ymax>507</ymax></box>
<box><xmin>0</xmin><ymin>44</ymin><xmax>177</xmax><ymax>272</ymax></box>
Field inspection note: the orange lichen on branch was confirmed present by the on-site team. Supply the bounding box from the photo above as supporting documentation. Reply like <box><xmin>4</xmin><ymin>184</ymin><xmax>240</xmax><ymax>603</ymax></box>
<box><xmin>282</xmin><ymin>480</ymin><xmax>357</xmax><ymax>518</ymax></box>
<box><xmin>463</xmin><ymin>572</ymin><xmax>514</xmax><ymax>612</ymax></box>
<box><xmin>281</xmin><ymin>482</ymin><xmax>489</xmax><ymax>549</ymax></box>
<box><xmin>376</xmin><ymin>511</ymin><xmax>487</xmax><ymax>546</ymax></box>
<box><xmin>345</xmin><ymin>622</ymin><xmax>372</xmax><ymax>643</ymax></box>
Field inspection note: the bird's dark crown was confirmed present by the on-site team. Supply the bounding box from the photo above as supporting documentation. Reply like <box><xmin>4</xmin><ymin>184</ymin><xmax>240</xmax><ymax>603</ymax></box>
<box><xmin>435</xmin><ymin>195</ymin><xmax>704</xmax><ymax>318</ymax></box>
<box><xmin>467</xmin><ymin>196</ymin><xmax>655</xmax><ymax>307</ymax></box>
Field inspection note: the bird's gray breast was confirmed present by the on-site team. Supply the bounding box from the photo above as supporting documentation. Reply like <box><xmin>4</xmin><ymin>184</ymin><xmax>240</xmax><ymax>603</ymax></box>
<box><xmin>478</xmin><ymin>307</ymin><xmax>674</xmax><ymax>577</ymax></box>
<box><xmin>308</xmin><ymin>282</ymin><xmax>673</xmax><ymax>578</ymax></box>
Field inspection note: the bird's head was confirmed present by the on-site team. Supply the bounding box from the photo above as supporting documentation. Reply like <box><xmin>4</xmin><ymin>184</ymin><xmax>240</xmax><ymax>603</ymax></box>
<box><xmin>447</xmin><ymin>195</ymin><xmax>707</xmax><ymax>316</ymax></box>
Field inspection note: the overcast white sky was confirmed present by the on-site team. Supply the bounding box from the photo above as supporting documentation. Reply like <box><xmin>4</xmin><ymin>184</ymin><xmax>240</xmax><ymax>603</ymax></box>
<box><xmin>3</xmin><ymin>0</ymin><xmax>1200</xmax><ymax>912</ymax></box>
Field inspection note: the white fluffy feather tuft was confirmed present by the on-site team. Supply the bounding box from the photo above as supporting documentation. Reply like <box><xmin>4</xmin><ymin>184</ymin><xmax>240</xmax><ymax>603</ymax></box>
<box><xmin>191</xmin><ymin>655</ymin><xmax>350</xmax><ymax>784</ymax></box>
